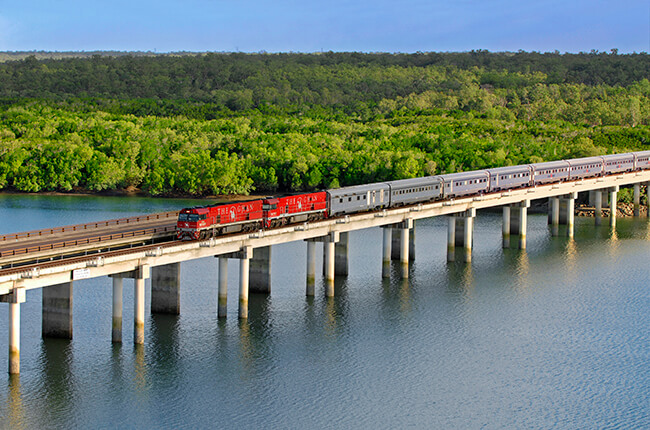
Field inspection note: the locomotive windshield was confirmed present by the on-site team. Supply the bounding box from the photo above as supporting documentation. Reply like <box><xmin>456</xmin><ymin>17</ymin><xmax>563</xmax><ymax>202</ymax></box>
<box><xmin>178</xmin><ymin>213</ymin><xmax>189</xmax><ymax>221</ymax></box>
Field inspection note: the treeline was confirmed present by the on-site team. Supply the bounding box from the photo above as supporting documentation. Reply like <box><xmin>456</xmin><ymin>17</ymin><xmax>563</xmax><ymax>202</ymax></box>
<box><xmin>0</xmin><ymin>52</ymin><xmax>647</xmax><ymax>196</ymax></box>
<box><xmin>0</xmin><ymin>103</ymin><xmax>648</xmax><ymax>195</ymax></box>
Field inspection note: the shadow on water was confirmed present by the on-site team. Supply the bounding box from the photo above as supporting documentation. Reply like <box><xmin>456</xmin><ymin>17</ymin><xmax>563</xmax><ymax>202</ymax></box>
<box><xmin>37</xmin><ymin>338</ymin><xmax>75</xmax><ymax>425</ymax></box>
<box><xmin>148</xmin><ymin>314</ymin><xmax>181</xmax><ymax>385</ymax></box>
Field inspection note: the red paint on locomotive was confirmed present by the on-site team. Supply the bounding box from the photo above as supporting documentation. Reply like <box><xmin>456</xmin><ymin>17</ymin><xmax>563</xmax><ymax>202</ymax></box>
<box><xmin>176</xmin><ymin>200</ymin><xmax>264</xmax><ymax>240</ymax></box>
<box><xmin>262</xmin><ymin>192</ymin><xmax>327</xmax><ymax>228</ymax></box>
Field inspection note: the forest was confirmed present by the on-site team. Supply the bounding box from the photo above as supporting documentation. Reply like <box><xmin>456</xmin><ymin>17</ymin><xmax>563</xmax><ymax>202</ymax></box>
<box><xmin>0</xmin><ymin>51</ymin><xmax>648</xmax><ymax>196</ymax></box>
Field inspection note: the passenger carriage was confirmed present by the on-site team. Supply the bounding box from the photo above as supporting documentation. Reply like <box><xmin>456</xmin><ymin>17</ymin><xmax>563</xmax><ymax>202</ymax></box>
<box><xmin>602</xmin><ymin>153</ymin><xmax>635</xmax><ymax>174</ymax></box>
<box><xmin>633</xmin><ymin>150</ymin><xmax>650</xmax><ymax>170</ymax></box>
<box><xmin>327</xmin><ymin>183</ymin><xmax>390</xmax><ymax>217</ymax></box>
<box><xmin>566</xmin><ymin>157</ymin><xmax>604</xmax><ymax>180</ymax></box>
<box><xmin>387</xmin><ymin>176</ymin><xmax>443</xmax><ymax>206</ymax></box>
<box><xmin>530</xmin><ymin>160</ymin><xmax>570</xmax><ymax>185</ymax></box>
<box><xmin>441</xmin><ymin>171</ymin><xmax>490</xmax><ymax>198</ymax></box>
<box><xmin>486</xmin><ymin>165</ymin><xmax>532</xmax><ymax>192</ymax></box>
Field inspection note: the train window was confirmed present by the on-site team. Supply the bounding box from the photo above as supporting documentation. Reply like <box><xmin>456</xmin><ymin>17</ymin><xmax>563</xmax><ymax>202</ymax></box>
<box><xmin>357</xmin><ymin>196</ymin><xmax>360</xmax><ymax>200</ymax></box>
<box><xmin>348</xmin><ymin>197</ymin><xmax>352</xmax><ymax>202</ymax></box>
<box><xmin>339</xmin><ymin>198</ymin><xmax>343</xmax><ymax>203</ymax></box>
<box><xmin>178</xmin><ymin>214</ymin><xmax>189</xmax><ymax>221</ymax></box>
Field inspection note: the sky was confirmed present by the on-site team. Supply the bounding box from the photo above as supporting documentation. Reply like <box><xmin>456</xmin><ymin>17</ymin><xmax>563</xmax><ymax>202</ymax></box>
<box><xmin>0</xmin><ymin>0</ymin><xmax>648</xmax><ymax>53</ymax></box>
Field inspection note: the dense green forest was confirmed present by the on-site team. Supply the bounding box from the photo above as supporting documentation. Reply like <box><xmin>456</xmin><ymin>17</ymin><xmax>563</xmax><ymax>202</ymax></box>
<box><xmin>0</xmin><ymin>51</ymin><xmax>648</xmax><ymax>195</ymax></box>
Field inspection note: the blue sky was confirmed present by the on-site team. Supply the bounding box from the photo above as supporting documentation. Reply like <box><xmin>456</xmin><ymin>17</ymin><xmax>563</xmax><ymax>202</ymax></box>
<box><xmin>0</xmin><ymin>0</ymin><xmax>648</xmax><ymax>53</ymax></box>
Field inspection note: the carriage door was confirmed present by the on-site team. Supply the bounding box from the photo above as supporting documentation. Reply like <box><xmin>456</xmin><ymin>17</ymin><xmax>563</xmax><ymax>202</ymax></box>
<box><xmin>371</xmin><ymin>190</ymin><xmax>376</xmax><ymax>205</ymax></box>
<box><xmin>367</xmin><ymin>191</ymin><xmax>371</xmax><ymax>207</ymax></box>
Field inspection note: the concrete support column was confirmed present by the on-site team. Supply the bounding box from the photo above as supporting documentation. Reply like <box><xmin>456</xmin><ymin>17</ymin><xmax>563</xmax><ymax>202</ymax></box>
<box><xmin>382</xmin><ymin>227</ymin><xmax>392</xmax><ymax>278</ymax></box>
<box><xmin>239</xmin><ymin>256</ymin><xmax>250</xmax><ymax>319</ymax></box>
<box><xmin>218</xmin><ymin>257</ymin><xmax>228</xmax><ymax>318</ymax></box>
<box><xmin>151</xmin><ymin>263</ymin><xmax>180</xmax><ymax>315</ymax></box>
<box><xmin>112</xmin><ymin>277</ymin><xmax>123</xmax><ymax>343</ymax></box>
<box><xmin>400</xmin><ymin>224</ymin><xmax>410</xmax><ymax>279</ymax></box>
<box><xmin>324</xmin><ymin>233</ymin><xmax>337</xmax><ymax>297</ymax></box>
<box><xmin>134</xmin><ymin>277</ymin><xmax>145</xmax><ymax>345</ymax></box>
<box><xmin>634</xmin><ymin>183</ymin><xmax>641</xmax><ymax>217</ymax></box>
<box><xmin>391</xmin><ymin>227</ymin><xmax>401</xmax><ymax>261</ymax></box>
<box><xmin>250</xmin><ymin>246</ymin><xmax>272</xmax><ymax>294</ymax></box>
<box><xmin>447</xmin><ymin>216</ymin><xmax>456</xmax><ymax>262</ymax></box>
<box><xmin>463</xmin><ymin>215</ymin><xmax>474</xmax><ymax>263</ymax></box>
<box><xmin>502</xmin><ymin>206</ymin><xmax>511</xmax><ymax>248</ymax></box>
<box><xmin>518</xmin><ymin>201</ymin><xmax>529</xmax><ymax>250</ymax></box>
<box><xmin>3</xmin><ymin>288</ymin><xmax>25</xmax><ymax>374</ymax></box>
<box><xmin>609</xmin><ymin>187</ymin><xmax>618</xmax><ymax>228</ymax></box>
<box><xmin>133</xmin><ymin>265</ymin><xmax>149</xmax><ymax>345</ymax></box>
<box><xmin>391</xmin><ymin>226</ymin><xmax>415</xmax><ymax>262</ymax></box>
<box><xmin>594</xmin><ymin>189</ymin><xmax>603</xmax><ymax>226</ymax></box>
<box><xmin>550</xmin><ymin>197</ymin><xmax>560</xmax><ymax>236</ymax></box>
<box><xmin>588</xmin><ymin>190</ymin><xmax>596</xmax><ymax>208</ymax></box>
<box><xmin>335</xmin><ymin>232</ymin><xmax>349</xmax><ymax>276</ymax></box>
<box><xmin>42</xmin><ymin>282</ymin><xmax>73</xmax><ymax>339</ymax></box>
<box><xmin>306</xmin><ymin>241</ymin><xmax>316</xmax><ymax>296</ymax></box>
<box><xmin>564</xmin><ymin>193</ymin><xmax>577</xmax><ymax>238</ymax></box>
<box><xmin>8</xmin><ymin>303</ymin><xmax>20</xmax><ymax>374</ymax></box>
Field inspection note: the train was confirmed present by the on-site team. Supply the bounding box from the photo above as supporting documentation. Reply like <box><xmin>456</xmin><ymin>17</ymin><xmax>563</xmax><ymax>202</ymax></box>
<box><xmin>176</xmin><ymin>151</ymin><xmax>650</xmax><ymax>240</ymax></box>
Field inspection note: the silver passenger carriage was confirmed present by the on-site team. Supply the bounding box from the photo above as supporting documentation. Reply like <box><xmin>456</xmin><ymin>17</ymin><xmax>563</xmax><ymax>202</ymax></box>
<box><xmin>441</xmin><ymin>171</ymin><xmax>490</xmax><ymax>198</ymax></box>
<box><xmin>388</xmin><ymin>176</ymin><xmax>443</xmax><ymax>206</ymax></box>
<box><xmin>327</xmin><ymin>183</ymin><xmax>390</xmax><ymax>216</ymax></box>
<box><xmin>531</xmin><ymin>160</ymin><xmax>570</xmax><ymax>185</ymax></box>
<box><xmin>486</xmin><ymin>165</ymin><xmax>532</xmax><ymax>192</ymax></box>
<box><xmin>633</xmin><ymin>150</ymin><xmax>650</xmax><ymax>170</ymax></box>
<box><xmin>602</xmin><ymin>153</ymin><xmax>635</xmax><ymax>174</ymax></box>
<box><xmin>566</xmin><ymin>156</ymin><xmax>604</xmax><ymax>180</ymax></box>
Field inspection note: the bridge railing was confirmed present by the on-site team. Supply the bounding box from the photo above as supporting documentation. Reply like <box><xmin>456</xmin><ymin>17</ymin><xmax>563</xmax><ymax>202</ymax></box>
<box><xmin>0</xmin><ymin>225</ymin><xmax>178</xmax><ymax>258</ymax></box>
<box><xmin>0</xmin><ymin>211</ymin><xmax>179</xmax><ymax>242</ymax></box>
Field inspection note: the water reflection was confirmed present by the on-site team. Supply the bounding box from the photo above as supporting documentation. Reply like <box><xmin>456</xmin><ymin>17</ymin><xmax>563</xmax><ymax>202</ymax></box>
<box><xmin>133</xmin><ymin>344</ymin><xmax>148</xmax><ymax>393</ymax></box>
<box><xmin>6</xmin><ymin>375</ymin><xmax>25</xmax><ymax>430</ymax></box>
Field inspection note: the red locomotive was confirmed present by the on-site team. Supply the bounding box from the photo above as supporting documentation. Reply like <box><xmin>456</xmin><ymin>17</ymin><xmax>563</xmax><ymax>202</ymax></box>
<box><xmin>176</xmin><ymin>200</ymin><xmax>263</xmax><ymax>240</ymax></box>
<box><xmin>176</xmin><ymin>192</ymin><xmax>327</xmax><ymax>240</ymax></box>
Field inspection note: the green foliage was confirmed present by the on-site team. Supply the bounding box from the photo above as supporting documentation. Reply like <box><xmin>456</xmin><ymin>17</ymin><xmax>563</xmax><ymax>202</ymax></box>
<box><xmin>0</xmin><ymin>52</ymin><xmax>647</xmax><ymax>195</ymax></box>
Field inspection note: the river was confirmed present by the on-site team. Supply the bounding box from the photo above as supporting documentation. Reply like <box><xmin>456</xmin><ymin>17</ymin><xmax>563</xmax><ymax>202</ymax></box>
<box><xmin>0</xmin><ymin>194</ymin><xmax>648</xmax><ymax>428</ymax></box>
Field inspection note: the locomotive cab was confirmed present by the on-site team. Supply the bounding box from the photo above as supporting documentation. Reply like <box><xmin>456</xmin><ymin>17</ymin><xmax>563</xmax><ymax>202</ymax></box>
<box><xmin>176</xmin><ymin>207</ymin><xmax>210</xmax><ymax>240</ymax></box>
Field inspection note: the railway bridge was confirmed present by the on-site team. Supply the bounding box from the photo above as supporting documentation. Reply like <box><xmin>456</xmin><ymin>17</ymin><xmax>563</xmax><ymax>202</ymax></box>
<box><xmin>2</xmin><ymin>171</ymin><xmax>650</xmax><ymax>374</ymax></box>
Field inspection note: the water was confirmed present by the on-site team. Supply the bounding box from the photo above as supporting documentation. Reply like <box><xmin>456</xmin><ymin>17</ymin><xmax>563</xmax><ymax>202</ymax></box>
<box><xmin>0</xmin><ymin>194</ymin><xmax>649</xmax><ymax>428</ymax></box>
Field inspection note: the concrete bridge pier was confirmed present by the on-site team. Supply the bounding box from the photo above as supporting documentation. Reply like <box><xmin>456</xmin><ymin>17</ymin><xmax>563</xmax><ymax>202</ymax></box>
<box><xmin>217</xmin><ymin>257</ymin><xmax>228</xmax><ymax>317</ymax></box>
<box><xmin>451</xmin><ymin>209</ymin><xmax>475</xmax><ymax>263</ymax></box>
<box><xmin>549</xmin><ymin>197</ymin><xmax>560</xmax><ymax>236</ymax></box>
<box><xmin>151</xmin><ymin>263</ymin><xmax>181</xmax><ymax>315</ymax></box>
<box><xmin>324</xmin><ymin>232</ymin><xmax>339</xmax><ymax>297</ymax></box>
<box><xmin>560</xmin><ymin>192</ymin><xmax>576</xmax><ymax>238</ymax></box>
<box><xmin>42</xmin><ymin>281</ymin><xmax>73</xmax><ymax>339</ymax></box>
<box><xmin>2</xmin><ymin>288</ymin><xmax>25</xmax><ymax>374</ymax></box>
<box><xmin>134</xmin><ymin>265</ymin><xmax>149</xmax><ymax>345</ymax></box>
<box><xmin>391</xmin><ymin>223</ymin><xmax>415</xmax><ymax>262</ymax></box>
<box><xmin>111</xmin><ymin>277</ymin><xmax>123</xmax><ymax>343</ymax></box>
<box><xmin>250</xmin><ymin>246</ymin><xmax>272</xmax><ymax>294</ymax></box>
<box><xmin>634</xmin><ymin>183</ymin><xmax>641</xmax><ymax>216</ymax></box>
<box><xmin>305</xmin><ymin>240</ymin><xmax>316</xmax><ymax>296</ymax></box>
<box><xmin>381</xmin><ymin>226</ymin><xmax>392</xmax><ymax>278</ymax></box>
<box><xmin>398</xmin><ymin>219</ymin><xmax>413</xmax><ymax>279</ymax></box>
<box><xmin>609</xmin><ymin>186</ymin><xmax>619</xmax><ymax>227</ymax></box>
<box><xmin>514</xmin><ymin>200</ymin><xmax>530</xmax><ymax>249</ymax></box>
<box><xmin>447</xmin><ymin>216</ymin><xmax>456</xmax><ymax>262</ymax></box>
<box><xmin>594</xmin><ymin>189</ymin><xmax>603</xmax><ymax>226</ymax></box>
<box><xmin>335</xmin><ymin>232</ymin><xmax>349</xmax><ymax>277</ymax></box>
<box><xmin>502</xmin><ymin>206</ymin><xmax>510</xmax><ymax>248</ymax></box>
<box><xmin>505</xmin><ymin>201</ymin><xmax>529</xmax><ymax>249</ymax></box>
<box><xmin>239</xmin><ymin>249</ymin><xmax>251</xmax><ymax>319</ymax></box>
